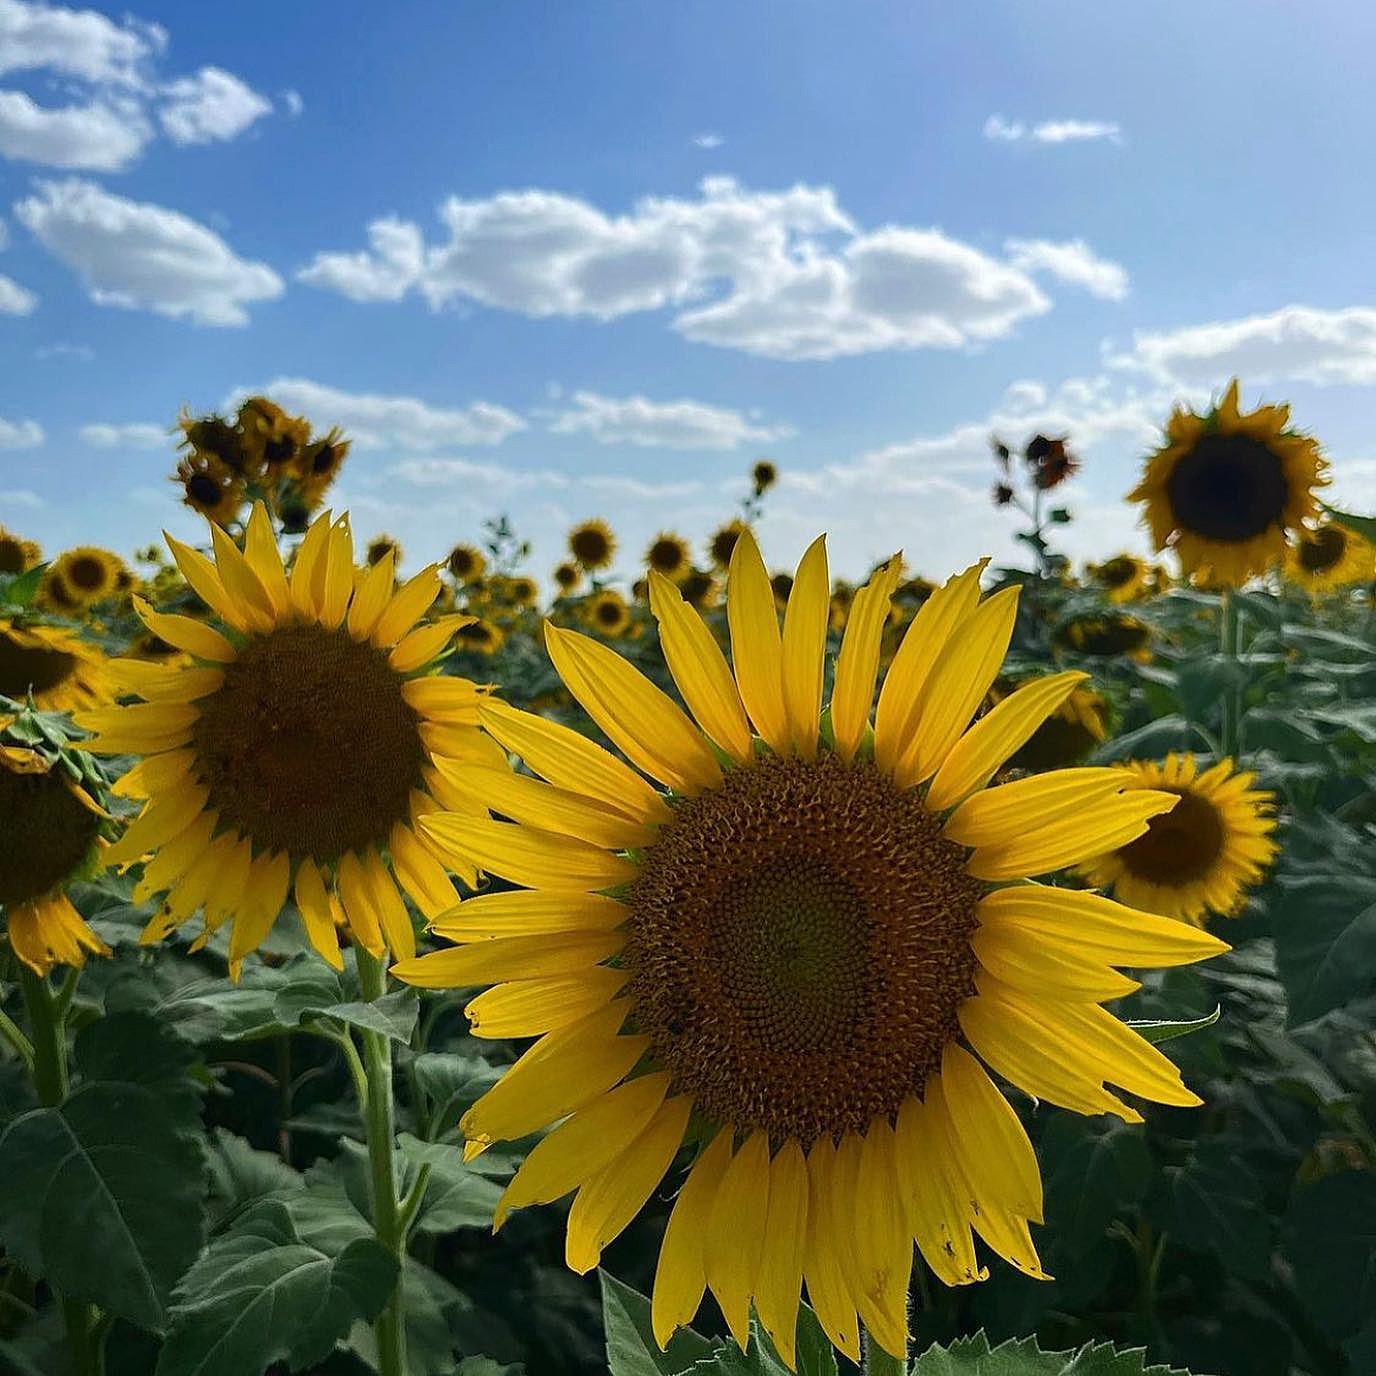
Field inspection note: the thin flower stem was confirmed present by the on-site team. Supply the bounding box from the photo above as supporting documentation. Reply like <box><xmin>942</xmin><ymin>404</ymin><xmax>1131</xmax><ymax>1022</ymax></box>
<box><xmin>355</xmin><ymin>947</ymin><xmax>408</xmax><ymax>1376</ymax></box>
<box><xmin>0</xmin><ymin>1000</ymin><xmax>35</xmax><ymax>1068</ymax></box>
<box><xmin>1218</xmin><ymin>587</ymin><xmax>1242</xmax><ymax>758</ymax></box>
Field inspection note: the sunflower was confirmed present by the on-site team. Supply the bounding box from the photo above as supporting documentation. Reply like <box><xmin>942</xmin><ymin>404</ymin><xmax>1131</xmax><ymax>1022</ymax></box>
<box><xmin>1286</xmin><ymin>522</ymin><xmax>1376</xmax><ymax>594</ymax></box>
<box><xmin>553</xmin><ymin>562</ymin><xmax>582</xmax><ymax>594</ymax></box>
<box><xmin>366</xmin><ymin>535</ymin><xmax>403</xmax><ymax>569</ymax></box>
<box><xmin>294</xmin><ymin>427</ymin><xmax>350</xmax><ymax>498</ymax></box>
<box><xmin>49</xmin><ymin>547</ymin><xmax>127</xmax><ymax>607</ymax></box>
<box><xmin>1087</xmin><ymin>554</ymin><xmax>1150</xmax><ymax>604</ymax></box>
<box><xmin>447</xmin><ymin>544</ymin><xmax>487</xmax><ymax>583</ymax></box>
<box><xmin>569</xmin><ymin>519</ymin><xmax>616</xmax><ymax>571</ymax></box>
<box><xmin>75</xmin><ymin>505</ymin><xmax>497</xmax><ymax>972</ymax></box>
<box><xmin>0</xmin><ymin>718</ymin><xmax>111</xmax><ymax>975</ymax></box>
<box><xmin>178</xmin><ymin>411</ymin><xmax>247</xmax><ymax>475</ymax></box>
<box><xmin>507</xmin><ymin>575</ymin><xmax>540</xmax><ymax>609</ymax></box>
<box><xmin>1055</xmin><ymin>613</ymin><xmax>1152</xmax><ymax>662</ymax></box>
<box><xmin>1078</xmin><ymin>754</ymin><xmax>1278</xmax><ymax>926</ymax></box>
<box><xmin>1130</xmin><ymin>380</ymin><xmax>1328</xmax><ymax>586</ymax></box>
<box><xmin>1000</xmin><ymin>682</ymin><xmax>1110</xmax><ymax>773</ymax></box>
<box><xmin>587</xmin><ymin>589</ymin><xmax>632</xmax><ymax>638</ymax></box>
<box><xmin>455</xmin><ymin>618</ymin><xmax>505</xmax><ymax>657</ymax></box>
<box><xmin>707</xmin><ymin>520</ymin><xmax>748</xmax><ymax>571</ymax></box>
<box><xmin>678</xmin><ymin>568</ymin><xmax>718</xmax><ymax>610</ymax></box>
<box><xmin>0</xmin><ymin>526</ymin><xmax>42</xmax><ymax>576</ymax></box>
<box><xmin>0</xmin><ymin>619</ymin><xmax>111</xmax><ymax>712</ymax></box>
<box><xmin>646</xmin><ymin>533</ymin><xmax>692</xmax><ymax>583</ymax></box>
<box><xmin>175</xmin><ymin>452</ymin><xmax>245</xmax><ymax>526</ymax></box>
<box><xmin>239</xmin><ymin>397</ymin><xmax>311</xmax><ymax>473</ymax></box>
<box><xmin>752</xmin><ymin>460</ymin><xmax>778</xmax><ymax>494</ymax></box>
<box><xmin>770</xmin><ymin>571</ymin><xmax>794</xmax><ymax>609</ymax></box>
<box><xmin>392</xmin><ymin>532</ymin><xmax>1226</xmax><ymax>1366</ymax></box>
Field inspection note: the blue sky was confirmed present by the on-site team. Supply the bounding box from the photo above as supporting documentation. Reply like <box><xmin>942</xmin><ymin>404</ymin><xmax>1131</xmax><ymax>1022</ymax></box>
<box><xmin>2</xmin><ymin>0</ymin><xmax>1374</xmax><ymax>583</ymax></box>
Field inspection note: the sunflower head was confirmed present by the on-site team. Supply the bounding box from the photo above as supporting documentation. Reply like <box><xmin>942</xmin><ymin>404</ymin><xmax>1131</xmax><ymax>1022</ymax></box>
<box><xmin>0</xmin><ymin>618</ymin><xmax>111</xmax><ymax>712</ymax></box>
<box><xmin>446</xmin><ymin>543</ymin><xmax>487</xmax><ymax>583</ymax></box>
<box><xmin>1130</xmin><ymin>380</ymin><xmax>1329</xmax><ymax>586</ymax></box>
<box><xmin>1078</xmin><ymin>753</ymin><xmax>1278</xmax><ymax>925</ymax></box>
<box><xmin>553</xmin><ymin>561</ymin><xmax>582</xmax><ymax>594</ymax></box>
<box><xmin>454</xmin><ymin>617</ymin><xmax>505</xmax><ymax>656</ymax></box>
<box><xmin>1026</xmin><ymin>435</ymin><xmax>1078</xmax><ymax>490</ymax></box>
<box><xmin>1055</xmin><ymin>612</ymin><xmax>1152</xmax><ymax>661</ymax></box>
<box><xmin>294</xmin><ymin>427</ymin><xmax>350</xmax><ymax>494</ymax></box>
<box><xmin>645</xmin><ymin>532</ymin><xmax>691</xmax><ymax>582</ymax></box>
<box><xmin>587</xmin><ymin>589</ymin><xmax>632</xmax><ymax>637</ymax></box>
<box><xmin>994</xmin><ymin>679</ymin><xmax>1111</xmax><ymax>772</ymax></box>
<box><xmin>569</xmin><ymin>519</ymin><xmax>616</xmax><ymax>571</ymax></box>
<box><xmin>239</xmin><ymin>396</ymin><xmax>311</xmax><ymax>472</ymax></box>
<box><xmin>707</xmin><ymin>519</ymin><xmax>748</xmax><ymax>571</ymax></box>
<box><xmin>393</xmin><ymin>530</ymin><xmax>1227</xmax><ymax>1367</ymax></box>
<box><xmin>175</xmin><ymin>452</ymin><xmax>246</xmax><ymax>526</ymax></box>
<box><xmin>49</xmin><ymin>547</ymin><xmax>127</xmax><ymax>607</ymax></box>
<box><xmin>0</xmin><ymin>526</ymin><xmax>42</xmax><ymax>576</ymax></box>
<box><xmin>76</xmin><ymin>504</ymin><xmax>495</xmax><ymax>974</ymax></box>
<box><xmin>179</xmin><ymin>412</ymin><xmax>247</xmax><ymax>475</ymax></box>
<box><xmin>678</xmin><ymin>567</ymin><xmax>718</xmax><ymax>610</ymax></box>
<box><xmin>1287</xmin><ymin>522</ymin><xmax>1376</xmax><ymax>593</ymax></box>
<box><xmin>752</xmin><ymin>459</ymin><xmax>778</xmax><ymax>494</ymax></box>
<box><xmin>1087</xmin><ymin>554</ymin><xmax>1150</xmax><ymax>604</ymax></box>
<box><xmin>367</xmin><ymin>534</ymin><xmax>403</xmax><ymax>568</ymax></box>
<box><xmin>507</xmin><ymin>575</ymin><xmax>539</xmax><ymax>609</ymax></box>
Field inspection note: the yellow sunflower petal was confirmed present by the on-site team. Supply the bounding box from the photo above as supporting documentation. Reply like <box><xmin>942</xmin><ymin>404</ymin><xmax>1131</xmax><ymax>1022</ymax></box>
<box><xmin>373</xmin><ymin>565</ymin><xmax>442</xmax><ymax>647</ymax></box>
<box><xmin>847</xmin><ymin>1126</ymin><xmax>910</xmax><ymax>1360</ymax></box>
<box><xmin>112</xmin><ymin>748</ymin><xmax>196</xmax><ymax>800</ymax></box>
<box><xmin>388</xmin><ymin>822</ymin><xmax>459</xmax><ymax>922</ymax></box>
<box><xmin>133</xmin><ymin>597</ymin><xmax>237</xmax><ymax>662</ymax></box>
<box><xmin>390</xmin><ymin>930</ymin><xmax>624</xmax><ymax>987</ymax></box>
<box><xmin>163</xmin><ymin>534</ymin><xmax>249</xmax><ymax>631</ymax></box>
<box><xmin>243</xmin><ymin>503</ymin><xmax>291</xmax><ymax>614</ymax></box>
<box><xmin>402</xmin><ymin>676</ymin><xmax>483</xmax><ymax>725</ymax></box>
<box><xmin>420</xmin><ymin>814</ymin><xmax>636</xmax><ymax>892</ymax></box>
<box><xmin>289</xmin><ymin>511</ymin><xmax>333</xmax><ymax>618</ymax></box>
<box><xmin>705</xmin><ymin>1129</ymin><xmax>771</xmax><ymax>1350</ymax></box>
<box><xmin>227</xmin><ymin>850</ymin><xmax>291</xmax><ymax>961</ymax></box>
<box><xmin>803</xmin><ymin>1138</ymin><xmax>861</xmax><ymax>1364</ymax></box>
<box><xmin>944</xmin><ymin>768</ymin><xmax>1133</xmax><ymax>848</ymax></box>
<box><xmin>318</xmin><ymin>517</ymin><xmax>355</xmax><ymax>630</ymax></box>
<box><xmin>780</xmin><ymin>535</ymin><xmax>829</xmax><ymax>760</ymax></box>
<box><xmin>102</xmin><ymin>780</ymin><xmax>209</xmax><ymax>867</ymax></box>
<box><xmin>106</xmin><ymin>661</ymin><xmax>224</xmax><ymax>704</ymax></box>
<box><xmin>830</xmin><ymin>555</ymin><xmax>902</xmax><ymax>763</ymax></box>
<box><xmin>463</xmin><ymin>969</ymin><xmax>629</xmax><ymax>1039</ymax></box>
<box><xmin>752</xmin><ymin>1138</ymin><xmax>810</xmax><ymax>1368</ymax></box>
<box><xmin>972</xmin><ymin>923</ymin><xmax>1141</xmax><ymax>1000</ymax></box>
<box><xmin>726</xmin><ymin>526</ymin><xmax>788</xmax><ymax>754</ymax></box>
<box><xmin>428</xmin><ymin>889</ymin><xmax>628</xmax><ymax>940</ymax></box>
<box><xmin>336</xmin><ymin>850</ymin><xmax>385</xmax><ymax>956</ymax></box>
<box><xmin>347</xmin><ymin>550</ymin><xmax>396</xmax><ymax>641</ymax></box>
<box><xmin>389</xmin><ymin>616</ymin><xmax>472</xmax><ymax>674</ymax></box>
<box><xmin>209</xmin><ymin>523</ymin><xmax>275</xmax><ymax>631</ymax></box>
<box><xmin>133</xmin><ymin>811</ymin><xmax>217</xmax><ymax>903</ymax></box>
<box><xmin>362</xmin><ymin>848</ymin><xmax>415</xmax><ymax>961</ymax></box>
<box><xmin>294</xmin><ymin>857</ymin><xmax>343</xmax><ymax>971</ymax></box>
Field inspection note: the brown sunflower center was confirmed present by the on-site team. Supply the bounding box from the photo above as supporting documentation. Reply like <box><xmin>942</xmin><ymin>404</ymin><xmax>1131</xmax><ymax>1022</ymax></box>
<box><xmin>648</xmin><ymin>539</ymin><xmax>685</xmax><ymax>573</ymax></box>
<box><xmin>191</xmin><ymin>624</ymin><xmax>427</xmax><ymax>862</ymax></box>
<box><xmin>0</xmin><ymin>766</ymin><xmax>99</xmax><ymax>906</ymax></box>
<box><xmin>625</xmin><ymin>754</ymin><xmax>983</xmax><ymax>1145</ymax></box>
<box><xmin>1098</xmin><ymin>556</ymin><xmax>1138</xmax><ymax>589</ymax></box>
<box><xmin>66</xmin><ymin>556</ymin><xmax>105</xmax><ymax>592</ymax></box>
<box><xmin>0</xmin><ymin>632</ymin><xmax>77</xmax><ymax>697</ymax></box>
<box><xmin>1298</xmin><ymin>526</ymin><xmax>1347</xmax><ymax>573</ymax></box>
<box><xmin>0</xmin><ymin>539</ymin><xmax>27</xmax><ymax>575</ymax></box>
<box><xmin>264</xmin><ymin>436</ymin><xmax>297</xmax><ymax>464</ymax></box>
<box><xmin>1116</xmin><ymin>787</ymin><xmax>1225</xmax><ymax>885</ymax></box>
<box><xmin>594</xmin><ymin>599</ymin><xmax>624</xmax><ymax>627</ymax></box>
<box><xmin>187</xmin><ymin>473</ymin><xmax>226</xmax><ymax>507</ymax></box>
<box><xmin>570</xmin><ymin>528</ymin><xmax>611</xmax><ymax>565</ymax></box>
<box><xmin>1165</xmin><ymin>433</ymin><xmax>1289</xmax><ymax>543</ymax></box>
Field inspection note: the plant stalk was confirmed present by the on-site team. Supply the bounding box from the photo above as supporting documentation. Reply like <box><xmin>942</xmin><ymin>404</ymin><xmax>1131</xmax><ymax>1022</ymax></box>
<box><xmin>355</xmin><ymin>946</ymin><xmax>407</xmax><ymax>1376</ymax></box>
<box><xmin>1218</xmin><ymin>587</ymin><xmax>1242</xmax><ymax>758</ymax></box>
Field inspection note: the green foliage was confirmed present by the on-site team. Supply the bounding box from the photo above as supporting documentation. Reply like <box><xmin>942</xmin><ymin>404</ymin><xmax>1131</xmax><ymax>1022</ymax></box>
<box><xmin>911</xmin><ymin>1333</ymin><xmax>1192</xmax><ymax>1374</ymax></box>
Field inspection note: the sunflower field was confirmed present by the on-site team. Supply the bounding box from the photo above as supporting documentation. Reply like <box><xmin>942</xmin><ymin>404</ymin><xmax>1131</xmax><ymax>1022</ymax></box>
<box><xmin>1</xmin><ymin>382</ymin><xmax>1374</xmax><ymax>1376</ymax></box>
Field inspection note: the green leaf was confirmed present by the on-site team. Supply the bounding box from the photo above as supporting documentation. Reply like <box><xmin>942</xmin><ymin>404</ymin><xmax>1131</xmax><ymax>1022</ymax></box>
<box><xmin>1323</xmin><ymin>504</ymin><xmax>1376</xmax><ymax>543</ymax></box>
<box><xmin>0</xmin><ymin>1080</ymin><xmax>205</xmax><ymax>1330</ymax></box>
<box><xmin>1272</xmin><ymin>873</ymin><xmax>1376</xmax><ymax>1023</ymax></box>
<box><xmin>204</xmin><ymin>1126</ymin><xmax>302</xmax><ymax>1232</ymax></box>
<box><xmin>310</xmin><ymin>988</ymin><xmax>420</xmax><ymax>1043</ymax></box>
<box><xmin>1157</xmin><ymin>1139</ymin><xmax>1272</xmax><ymax>1283</ymax></box>
<box><xmin>1124</xmin><ymin>1006</ymin><xmax>1220</xmax><ymax>1043</ymax></box>
<box><xmin>161</xmin><ymin>960</ymin><xmax>346</xmax><ymax>1042</ymax></box>
<box><xmin>1</xmin><ymin>563</ymin><xmax>47</xmax><ymax>609</ymax></box>
<box><xmin>458</xmin><ymin>1361</ymin><xmax>526</xmax><ymax>1375</ymax></box>
<box><xmin>911</xmin><ymin>1332</ymin><xmax>1192</xmax><ymax>1374</ymax></box>
<box><xmin>155</xmin><ymin>1200</ymin><xmax>398</xmax><ymax>1376</ymax></box>
<box><xmin>412</xmin><ymin>1049</ymin><xmax>503</xmax><ymax>1137</ymax></box>
<box><xmin>601</xmin><ymin>1270</ymin><xmax>714</xmax><ymax>1375</ymax></box>
<box><xmin>1282</xmin><ymin>1171</ymin><xmax>1376</xmax><ymax>1342</ymax></box>
<box><xmin>397</xmin><ymin>1132</ymin><xmax>506</xmax><ymax>1233</ymax></box>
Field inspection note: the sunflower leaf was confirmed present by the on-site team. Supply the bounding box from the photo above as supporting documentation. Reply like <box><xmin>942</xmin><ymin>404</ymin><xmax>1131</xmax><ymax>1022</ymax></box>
<box><xmin>910</xmin><ymin>1331</ymin><xmax>1195</xmax><ymax>1373</ymax></box>
<box><xmin>600</xmin><ymin>1270</ymin><xmax>714</xmax><ymax>1375</ymax></box>
<box><xmin>1123</xmin><ymin>1006</ymin><xmax>1221</xmax><ymax>1043</ymax></box>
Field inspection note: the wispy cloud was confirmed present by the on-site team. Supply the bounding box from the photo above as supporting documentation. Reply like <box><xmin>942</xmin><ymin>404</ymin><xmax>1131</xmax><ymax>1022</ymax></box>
<box><xmin>984</xmin><ymin>114</ymin><xmax>1122</xmax><ymax>146</ymax></box>
<box><xmin>692</xmin><ymin>132</ymin><xmax>725</xmax><ymax>149</ymax></box>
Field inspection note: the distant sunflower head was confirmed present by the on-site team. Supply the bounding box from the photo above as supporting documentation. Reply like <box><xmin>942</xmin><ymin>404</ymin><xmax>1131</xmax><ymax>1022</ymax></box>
<box><xmin>1026</xmin><ymin>435</ymin><xmax>1079</xmax><ymax>490</ymax></box>
<box><xmin>1130</xmin><ymin>380</ymin><xmax>1328</xmax><ymax>586</ymax></box>
<box><xmin>553</xmin><ymin>562</ymin><xmax>582</xmax><ymax>594</ymax></box>
<box><xmin>752</xmin><ymin>459</ymin><xmax>778</xmax><ymax>494</ymax></box>
<box><xmin>995</xmin><ymin>680</ymin><xmax>1110</xmax><ymax>772</ymax></box>
<box><xmin>507</xmin><ymin>575</ymin><xmax>539</xmax><ymax>609</ymax></box>
<box><xmin>454</xmin><ymin>617</ymin><xmax>505</xmax><ymax>656</ymax></box>
<box><xmin>1286</xmin><ymin>522</ymin><xmax>1376</xmax><ymax>594</ymax></box>
<box><xmin>707</xmin><ymin>519</ymin><xmax>748</xmax><ymax>570</ymax></box>
<box><xmin>367</xmin><ymin>534</ymin><xmax>403</xmax><ymax>568</ymax></box>
<box><xmin>446</xmin><ymin>543</ymin><xmax>487</xmax><ymax>583</ymax></box>
<box><xmin>1079</xmin><ymin>754</ymin><xmax>1278</xmax><ymax>925</ymax></box>
<box><xmin>0</xmin><ymin>723</ymin><xmax>111</xmax><ymax>975</ymax></box>
<box><xmin>645</xmin><ymin>532</ymin><xmax>691</xmax><ymax>582</ymax></box>
<box><xmin>678</xmin><ymin>567</ymin><xmax>718</xmax><ymax>609</ymax></box>
<box><xmin>295</xmin><ymin>428</ymin><xmax>350</xmax><ymax>493</ymax></box>
<box><xmin>0</xmin><ymin>619</ymin><xmax>111</xmax><ymax>712</ymax></box>
<box><xmin>50</xmin><ymin>547</ymin><xmax>126</xmax><ymax>607</ymax></box>
<box><xmin>393</xmin><ymin>531</ymin><xmax>1226</xmax><ymax>1367</ymax></box>
<box><xmin>239</xmin><ymin>396</ymin><xmax>311</xmax><ymax>472</ymax></box>
<box><xmin>76</xmin><ymin>504</ymin><xmax>499</xmax><ymax>974</ymax></box>
<box><xmin>0</xmin><ymin>527</ymin><xmax>42</xmax><ymax>576</ymax></box>
<box><xmin>569</xmin><ymin>519</ymin><xmax>616</xmax><ymax>571</ymax></box>
<box><xmin>1055</xmin><ymin>613</ymin><xmax>1152</xmax><ymax>661</ymax></box>
<box><xmin>179</xmin><ymin>412</ymin><xmax>246</xmax><ymax>475</ymax></box>
<box><xmin>769</xmin><ymin>570</ymin><xmax>794</xmax><ymax>608</ymax></box>
<box><xmin>587</xmin><ymin>589</ymin><xmax>632</xmax><ymax>637</ymax></box>
<box><xmin>175</xmin><ymin>452</ymin><xmax>245</xmax><ymax>526</ymax></box>
<box><xmin>1088</xmin><ymin>554</ymin><xmax>1150</xmax><ymax>604</ymax></box>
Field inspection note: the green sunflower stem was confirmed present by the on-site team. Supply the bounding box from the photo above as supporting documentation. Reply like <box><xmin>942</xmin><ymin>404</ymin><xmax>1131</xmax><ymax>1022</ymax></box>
<box><xmin>355</xmin><ymin>946</ymin><xmax>408</xmax><ymax>1376</ymax></box>
<box><xmin>1218</xmin><ymin>587</ymin><xmax>1242</xmax><ymax>759</ymax></box>
<box><xmin>18</xmin><ymin>965</ymin><xmax>101</xmax><ymax>1376</ymax></box>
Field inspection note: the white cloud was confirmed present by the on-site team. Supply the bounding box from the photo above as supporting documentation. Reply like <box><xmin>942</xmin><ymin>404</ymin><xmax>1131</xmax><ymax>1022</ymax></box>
<box><xmin>0</xmin><ymin>487</ymin><xmax>44</xmax><ymax>508</ymax></box>
<box><xmin>0</xmin><ymin>271</ymin><xmax>37</xmax><ymax>313</ymax></box>
<box><xmin>1113</xmin><ymin>304</ymin><xmax>1376</xmax><ymax>388</ymax></box>
<box><xmin>692</xmin><ymin>132</ymin><xmax>725</xmax><ymax>149</ymax></box>
<box><xmin>15</xmin><ymin>178</ymin><xmax>283</xmax><ymax>325</ymax></box>
<box><xmin>0</xmin><ymin>415</ymin><xmax>44</xmax><ymax>448</ymax></box>
<box><xmin>388</xmin><ymin>456</ymin><xmax>704</xmax><ymax>502</ymax></box>
<box><xmin>158</xmin><ymin>67</ymin><xmax>272</xmax><ymax>146</ymax></box>
<box><xmin>282</xmin><ymin>88</ymin><xmax>303</xmax><ymax>117</ymax></box>
<box><xmin>0</xmin><ymin>88</ymin><xmax>151</xmax><ymax>169</ymax></box>
<box><xmin>0</xmin><ymin>0</ymin><xmax>163</xmax><ymax>86</ymax></box>
<box><xmin>985</xmin><ymin>114</ymin><xmax>1122</xmax><ymax>146</ymax></box>
<box><xmin>300</xmin><ymin>176</ymin><xmax>1057</xmax><ymax>361</ymax></box>
<box><xmin>1005</xmin><ymin>237</ymin><xmax>1129</xmax><ymax>302</ymax></box>
<box><xmin>79</xmin><ymin>420</ymin><xmax>167</xmax><ymax>448</ymax></box>
<box><xmin>229</xmin><ymin>378</ymin><xmax>526</xmax><ymax>449</ymax></box>
<box><xmin>34</xmin><ymin>339</ymin><xmax>92</xmax><ymax>359</ymax></box>
<box><xmin>547</xmin><ymin>391</ymin><xmax>792</xmax><ymax>450</ymax></box>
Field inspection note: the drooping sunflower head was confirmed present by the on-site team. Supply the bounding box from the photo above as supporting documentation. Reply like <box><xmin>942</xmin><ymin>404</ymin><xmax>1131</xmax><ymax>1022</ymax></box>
<box><xmin>586</xmin><ymin>589</ymin><xmax>632</xmax><ymax>638</ymax></box>
<box><xmin>393</xmin><ymin>530</ymin><xmax>1228</xmax><ymax>1367</ymax></box>
<box><xmin>752</xmin><ymin>459</ymin><xmax>778</xmax><ymax>494</ymax></box>
<box><xmin>707</xmin><ymin>519</ymin><xmax>748</xmax><ymax>571</ymax></box>
<box><xmin>179</xmin><ymin>411</ymin><xmax>247</xmax><ymax>475</ymax></box>
<box><xmin>645</xmin><ymin>532</ymin><xmax>692</xmax><ymax>582</ymax></box>
<box><xmin>1078</xmin><ymin>753</ymin><xmax>1278</xmax><ymax>926</ymax></box>
<box><xmin>76</xmin><ymin>504</ymin><xmax>498</xmax><ymax>973</ymax></box>
<box><xmin>0</xmin><ymin>618</ymin><xmax>111</xmax><ymax>712</ymax></box>
<box><xmin>1286</xmin><ymin>522</ymin><xmax>1376</xmax><ymax>594</ymax></box>
<box><xmin>49</xmin><ymin>546</ymin><xmax>127</xmax><ymax>607</ymax></box>
<box><xmin>0</xmin><ymin>716</ymin><xmax>111</xmax><ymax>975</ymax></box>
<box><xmin>1087</xmin><ymin>554</ymin><xmax>1150</xmax><ymax>604</ymax></box>
<box><xmin>175</xmin><ymin>452</ymin><xmax>245</xmax><ymax>526</ymax></box>
<box><xmin>239</xmin><ymin>396</ymin><xmax>311</xmax><ymax>473</ymax></box>
<box><xmin>553</xmin><ymin>561</ymin><xmax>582</xmax><ymax>594</ymax></box>
<box><xmin>294</xmin><ymin>427</ymin><xmax>350</xmax><ymax>496</ymax></box>
<box><xmin>1129</xmin><ymin>380</ymin><xmax>1329</xmax><ymax>586</ymax></box>
<box><xmin>569</xmin><ymin>518</ymin><xmax>616</xmax><ymax>571</ymax></box>
<box><xmin>0</xmin><ymin>526</ymin><xmax>42</xmax><ymax>576</ymax></box>
<box><xmin>446</xmin><ymin>543</ymin><xmax>487</xmax><ymax>583</ymax></box>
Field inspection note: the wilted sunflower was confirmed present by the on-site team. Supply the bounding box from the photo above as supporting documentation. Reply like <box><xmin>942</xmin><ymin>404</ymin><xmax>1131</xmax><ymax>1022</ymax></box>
<box><xmin>455</xmin><ymin>618</ymin><xmax>505</xmax><ymax>657</ymax></box>
<box><xmin>752</xmin><ymin>460</ymin><xmax>778</xmax><ymax>494</ymax></box>
<box><xmin>646</xmin><ymin>533</ymin><xmax>692</xmax><ymax>583</ymax></box>
<box><xmin>0</xmin><ymin>718</ymin><xmax>111</xmax><ymax>974</ymax></box>
<box><xmin>553</xmin><ymin>562</ymin><xmax>582</xmax><ymax>594</ymax></box>
<box><xmin>587</xmin><ymin>589</ymin><xmax>632</xmax><ymax>638</ymax></box>
<box><xmin>49</xmin><ymin>547</ymin><xmax>127</xmax><ymax>607</ymax></box>
<box><xmin>1286</xmin><ymin>522</ymin><xmax>1376</xmax><ymax>594</ymax></box>
<box><xmin>1130</xmin><ymin>380</ymin><xmax>1328</xmax><ymax>586</ymax></box>
<box><xmin>707</xmin><ymin>519</ymin><xmax>748</xmax><ymax>571</ymax></box>
<box><xmin>176</xmin><ymin>452</ymin><xmax>245</xmax><ymax>525</ymax></box>
<box><xmin>0</xmin><ymin>619</ymin><xmax>111</xmax><ymax>711</ymax></box>
<box><xmin>393</xmin><ymin>532</ymin><xmax>1225</xmax><ymax>1365</ymax></box>
<box><xmin>447</xmin><ymin>543</ymin><xmax>487</xmax><ymax>583</ymax></box>
<box><xmin>294</xmin><ymin>428</ymin><xmax>350</xmax><ymax>498</ymax></box>
<box><xmin>1087</xmin><ymin>554</ymin><xmax>1150</xmax><ymax>604</ymax></box>
<box><xmin>0</xmin><ymin>526</ymin><xmax>42</xmax><ymax>575</ymax></box>
<box><xmin>1079</xmin><ymin>754</ymin><xmax>1278</xmax><ymax>926</ymax></box>
<box><xmin>76</xmin><ymin>505</ymin><xmax>496</xmax><ymax>972</ymax></box>
<box><xmin>1055</xmin><ymin>613</ymin><xmax>1152</xmax><ymax>661</ymax></box>
<box><xmin>569</xmin><ymin>519</ymin><xmax>616</xmax><ymax>571</ymax></box>
<box><xmin>367</xmin><ymin>535</ymin><xmax>403</xmax><ymax>568</ymax></box>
